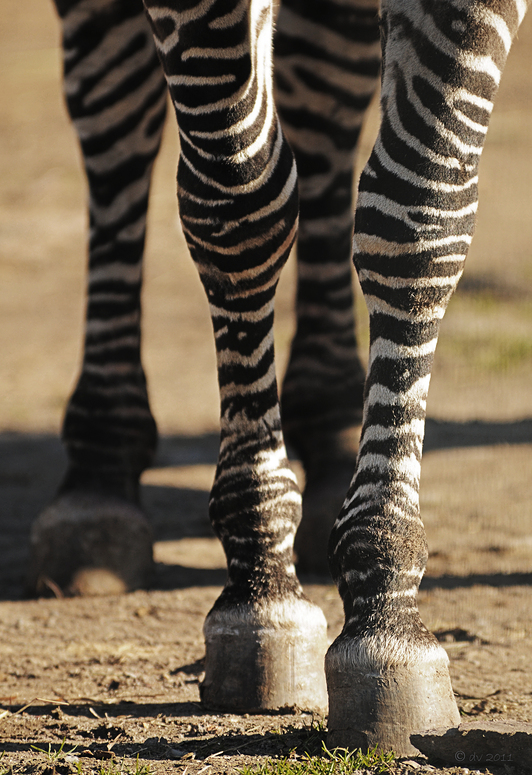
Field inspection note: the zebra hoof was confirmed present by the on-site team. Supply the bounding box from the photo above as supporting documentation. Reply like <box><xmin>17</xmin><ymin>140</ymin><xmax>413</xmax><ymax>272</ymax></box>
<box><xmin>325</xmin><ymin>634</ymin><xmax>460</xmax><ymax>756</ymax></box>
<box><xmin>26</xmin><ymin>492</ymin><xmax>153</xmax><ymax>596</ymax></box>
<box><xmin>201</xmin><ymin>597</ymin><xmax>328</xmax><ymax>712</ymax></box>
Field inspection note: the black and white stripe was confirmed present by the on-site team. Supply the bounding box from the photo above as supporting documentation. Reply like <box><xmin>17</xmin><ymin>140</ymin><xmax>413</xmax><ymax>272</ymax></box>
<box><xmin>324</xmin><ymin>0</ymin><xmax>528</xmax><ymax>753</ymax></box>
<box><xmin>143</xmin><ymin>0</ymin><xmax>304</xmax><ymax>600</ymax></box>
<box><xmin>275</xmin><ymin>0</ymin><xmax>380</xmax><ymax>467</ymax></box>
<box><xmin>38</xmin><ymin>0</ymin><xmax>530</xmax><ymax>742</ymax></box>
<box><xmin>56</xmin><ymin>0</ymin><xmax>166</xmax><ymax>498</ymax></box>
<box><xmin>329</xmin><ymin>0</ymin><xmax>528</xmax><ymax>644</ymax></box>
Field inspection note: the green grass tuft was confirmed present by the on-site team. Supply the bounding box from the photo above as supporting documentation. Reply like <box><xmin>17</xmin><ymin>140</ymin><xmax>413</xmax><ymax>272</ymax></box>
<box><xmin>29</xmin><ymin>740</ymin><xmax>151</xmax><ymax>775</ymax></box>
<box><xmin>0</xmin><ymin>751</ymin><xmax>13</xmax><ymax>775</ymax></box>
<box><xmin>31</xmin><ymin>737</ymin><xmax>78</xmax><ymax>763</ymax></box>
<box><xmin>239</xmin><ymin>741</ymin><xmax>395</xmax><ymax>774</ymax></box>
<box><xmin>97</xmin><ymin>755</ymin><xmax>152</xmax><ymax>775</ymax></box>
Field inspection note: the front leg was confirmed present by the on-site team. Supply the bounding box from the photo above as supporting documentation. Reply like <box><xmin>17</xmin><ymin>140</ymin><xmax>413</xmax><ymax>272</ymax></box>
<box><xmin>326</xmin><ymin>0</ymin><xmax>528</xmax><ymax>755</ymax></box>
<box><xmin>143</xmin><ymin>0</ymin><xmax>328</xmax><ymax>711</ymax></box>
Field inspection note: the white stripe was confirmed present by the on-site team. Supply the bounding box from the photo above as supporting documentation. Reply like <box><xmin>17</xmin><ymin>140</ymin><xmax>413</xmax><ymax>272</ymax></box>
<box><xmin>369</xmin><ymin>336</ymin><xmax>438</xmax><ymax>361</ymax></box>
<box><xmin>366</xmin><ymin>374</ymin><xmax>431</xmax><ymax>409</ymax></box>
<box><xmin>358</xmin><ymin>267</ymin><xmax>464</xmax><ymax>290</ymax></box>
<box><xmin>362</xmin><ymin>293</ymin><xmax>452</xmax><ymax>322</ymax></box>
<box><xmin>516</xmin><ymin>0</ymin><xmax>528</xmax><ymax>25</ymax></box>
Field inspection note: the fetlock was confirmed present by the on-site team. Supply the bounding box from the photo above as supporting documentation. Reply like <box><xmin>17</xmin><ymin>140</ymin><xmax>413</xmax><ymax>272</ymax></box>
<box><xmin>28</xmin><ymin>371</ymin><xmax>157</xmax><ymax>597</ymax></box>
<box><xmin>62</xmin><ymin>369</ymin><xmax>158</xmax><ymax>484</ymax></box>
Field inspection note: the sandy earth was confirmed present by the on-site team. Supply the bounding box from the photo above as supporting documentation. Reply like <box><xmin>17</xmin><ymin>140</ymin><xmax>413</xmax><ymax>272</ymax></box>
<box><xmin>0</xmin><ymin>1</ymin><xmax>532</xmax><ymax>773</ymax></box>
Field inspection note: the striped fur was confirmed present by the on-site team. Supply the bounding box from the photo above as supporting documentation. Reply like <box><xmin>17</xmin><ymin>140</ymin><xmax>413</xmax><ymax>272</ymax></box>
<box><xmin>142</xmin><ymin>0</ymin><xmax>307</xmax><ymax>601</ymax></box>
<box><xmin>275</xmin><ymin>0</ymin><xmax>380</xmax><ymax>467</ymax></box>
<box><xmin>48</xmin><ymin>0</ymin><xmax>530</xmax><ymax>722</ymax></box>
<box><xmin>56</xmin><ymin>0</ymin><xmax>166</xmax><ymax>499</ymax></box>
<box><xmin>329</xmin><ymin>0</ymin><xmax>529</xmax><ymax>646</ymax></box>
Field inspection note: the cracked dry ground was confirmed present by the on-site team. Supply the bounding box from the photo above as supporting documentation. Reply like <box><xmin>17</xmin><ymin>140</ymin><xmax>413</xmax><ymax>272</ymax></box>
<box><xmin>1</xmin><ymin>0</ymin><xmax>532</xmax><ymax>773</ymax></box>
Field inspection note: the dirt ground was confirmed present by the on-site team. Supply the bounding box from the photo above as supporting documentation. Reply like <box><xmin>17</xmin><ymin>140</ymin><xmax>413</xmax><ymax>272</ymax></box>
<box><xmin>1</xmin><ymin>2</ymin><xmax>532</xmax><ymax>774</ymax></box>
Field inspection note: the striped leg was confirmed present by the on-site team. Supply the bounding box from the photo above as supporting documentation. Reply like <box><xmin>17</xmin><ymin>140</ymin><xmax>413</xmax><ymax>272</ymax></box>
<box><xmin>274</xmin><ymin>0</ymin><xmax>380</xmax><ymax>573</ymax></box>
<box><xmin>27</xmin><ymin>0</ymin><xmax>167</xmax><ymax>596</ymax></box>
<box><xmin>326</xmin><ymin>0</ymin><xmax>528</xmax><ymax>755</ymax></box>
<box><xmin>143</xmin><ymin>0</ymin><xmax>327</xmax><ymax>711</ymax></box>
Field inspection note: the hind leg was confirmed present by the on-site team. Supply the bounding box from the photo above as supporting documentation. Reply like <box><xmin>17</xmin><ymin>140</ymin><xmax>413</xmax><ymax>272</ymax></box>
<box><xmin>274</xmin><ymin>0</ymin><xmax>380</xmax><ymax>573</ymax></box>
<box><xmin>27</xmin><ymin>0</ymin><xmax>166</xmax><ymax>596</ymax></box>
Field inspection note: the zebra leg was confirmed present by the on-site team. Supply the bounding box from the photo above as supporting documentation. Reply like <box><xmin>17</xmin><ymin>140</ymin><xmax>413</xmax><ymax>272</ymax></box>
<box><xmin>274</xmin><ymin>0</ymin><xmax>380</xmax><ymax>573</ymax></box>
<box><xmin>27</xmin><ymin>0</ymin><xmax>167</xmax><ymax>596</ymax></box>
<box><xmin>326</xmin><ymin>0</ymin><xmax>528</xmax><ymax>755</ymax></box>
<box><xmin>143</xmin><ymin>0</ymin><xmax>328</xmax><ymax>711</ymax></box>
